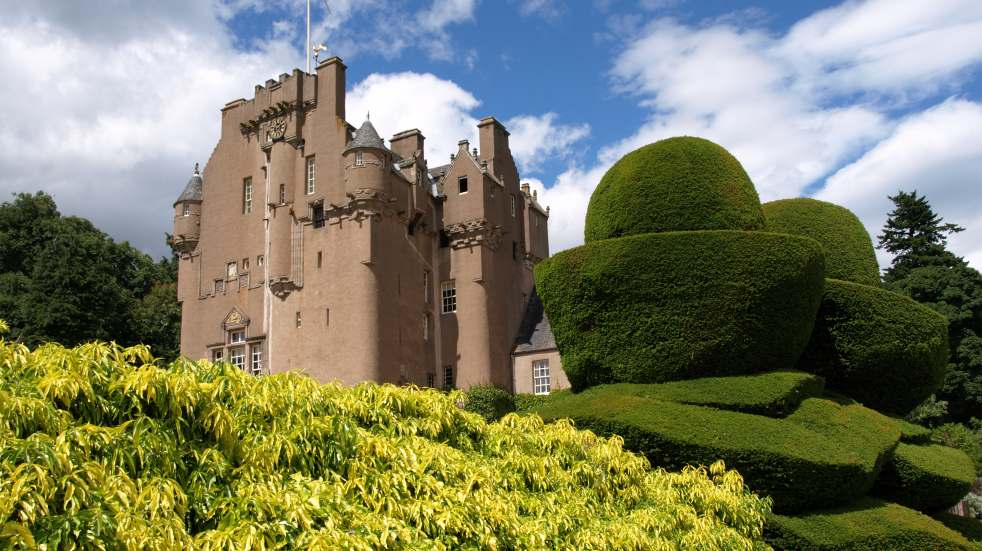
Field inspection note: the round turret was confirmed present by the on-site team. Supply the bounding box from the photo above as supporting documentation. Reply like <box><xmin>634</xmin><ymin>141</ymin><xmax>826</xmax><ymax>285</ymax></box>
<box><xmin>343</xmin><ymin>117</ymin><xmax>390</xmax><ymax>197</ymax></box>
<box><xmin>172</xmin><ymin>164</ymin><xmax>202</xmax><ymax>254</ymax></box>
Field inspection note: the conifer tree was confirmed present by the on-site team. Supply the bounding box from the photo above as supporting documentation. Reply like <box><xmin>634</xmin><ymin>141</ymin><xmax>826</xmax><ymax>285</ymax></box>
<box><xmin>878</xmin><ymin>190</ymin><xmax>964</xmax><ymax>283</ymax></box>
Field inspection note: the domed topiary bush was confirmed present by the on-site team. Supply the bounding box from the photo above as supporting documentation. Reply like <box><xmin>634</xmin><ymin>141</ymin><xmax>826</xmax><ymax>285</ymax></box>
<box><xmin>763</xmin><ymin>198</ymin><xmax>880</xmax><ymax>287</ymax></box>
<box><xmin>584</xmin><ymin>137</ymin><xmax>765</xmax><ymax>241</ymax></box>
<box><xmin>872</xmin><ymin>443</ymin><xmax>976</xmax><ymax>512</ymax></box>
<box><xmin>535</xmin><ymin>230</ymin><xmax>825</xmax><ymax>388</ymax></box>
<box><xmin>796</xmin><ymin>279</ymin><xmax>949</xmax><ymax>415</ymax></box>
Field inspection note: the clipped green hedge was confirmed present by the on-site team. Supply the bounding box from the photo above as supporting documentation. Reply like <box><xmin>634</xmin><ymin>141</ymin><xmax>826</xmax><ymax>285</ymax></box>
<box><xmin>873</xmin><ymin>442</ymin><xmax>976</xmax><ymax>512</ymax></box>
<box><xmin>597</xmin><ymin>372</ymin><xmax>826</xmax><ymax>417</ymax></box>
<box><xmin>796</xmin><ymin>278</ymin><xmax>949</xmax><ymax>415</ymax></box>
<box><xmin>933</xmin><ymin>512</ymin><xmax>982</xmax><ymax>545</ymax></box>
<box><xmin>765</xmin><ymin>497</ymin><xmax>976</xmax><ymax>550</ymax></box>
<box><xmin>463</xmin><ymin>385</ymin><xmax>515</xmax><ymax>422</ymax></box>
<box><xmin>763</xmin><ymin>198</ymin><xmax>880</xmax><ymax>286</ymax></box>
<box><xmin>896</xmin><ymin>418</ymin><xmax>933</xmax><ymax>444</ymax></box>
<box><xmin>535</xmin><ymin>230</ymin><xmax>825</xmax><ymax>389</ymax></box>
<box><xmin>532</xmin><ymin>386</ymin><xmax>880</xmax><ymax>513</ymax></box>
<box><xmin>584</xmin><ymin>137</ymin><xmax>765</xmax><ymax>241</ymax></box>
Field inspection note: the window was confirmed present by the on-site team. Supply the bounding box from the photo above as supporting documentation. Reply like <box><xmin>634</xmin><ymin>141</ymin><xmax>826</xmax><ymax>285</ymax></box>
<box><xmin>442</xmin><ymin>366</ymin><xmax>454</xmax><ymax>390</ymax></box>
<box><xmin>214</xmin><ymin>279</ymin><xmax>225</xmax><ymax>294</ymax></box>
<box><xmin>296</xmin><ymin>311</ymin><xmax>302</xmax><ymax>328</ymax></box>
<box><xmin>211</xmin><ymin>348</ymin><xmax>224</xmax><ymax>363</ymax></box>
<box><xmin>512</xmin><ymin>241</ymin><xmax>518</xmax><ymax>260</ymax></box>
<box><xmin>426</xmin><ymin>372</ymin><xmax>436</xmax><ymax>388</ymax></box>
<box><xmin>242</xmin><ymin>258</ymin><xmax>249</xmax><ymax>270</ymax></box>
<box><xmin>312</xmin><ymin>202</ymin><xmax>324</xmax><ymax>228</ymax></box>
<box><xmin>533</xmin><ymin>359</ymin><xmax>551</xmax><ymax>395</ymax></box>
<box><xmin>243</xmin><ymin>177</ymin><xmax>253</xmax><ymax>214</ymax></box>
<box><xmin>423</xmin><ymin>313</ymin><xmax>429</xmax><ymax>341</ymax></box>
<box><xmin>441</xmin><ymin>280</ymin><xmax>456</xmax><ymax>314</ymax></box>
<box><xmin>257</xmin><ymin>255</ymin><xmax>265</xmax><ymax>266</ymax></box>
<box><xmin>458</xmin><ymin>176</ymin><xmax>468</xmax><ymax>194</ymax></box>
<box><xmin>279</xmin><ymin>184</ymin><xmax>286</xmax><ymax>204</ymax></box>
<box><xmin>317</xmin><ymin>251</ymin><xmax>322</xmax><ymax>268</ymax></box>
<box><xmin>325</xmin><ymin>308</ymin><xmax>330</xmax><ymax>327</ymax></box>
<box><xmin>423</xmin><ymin>271</ymin><xmax>429</xmax><ymax>303</ymax></box>
<box><xmin>230</xmin><ymin>347</ymin><xmax>245</xmax><ymax>370</ymax></box>
<box><xmin>239</xmin><ymin>273</ymin><xmax>249</xmax><ymax>288</ymax></box>
<box><xmin>510</xmin><ymin>195</ymin><xmax>516</xmax><ymax>217</ymax></box>
<box><xmin>251</xmin><ymin>345</ymin><xmax>263</xmax><ymax>376</ymax></box>
<box><xmin>229</xmin><ymin>330</ymin><xmax>245</xmax><ymax>344</ymax></box>
<box><xmin>226</xmin><ymin>262</ymin><xmax>237</xmax><ymax>279</ymax></box>
<box><xmin>305</xmin><ymin>156</ymin><xmax>316</xmax><ymax>195</ymax></box>
<box><xmin>355</xmin><ymin>151</ymin><xmax>364</xmax><ymax>166</ymax></box>
<box><xmin>182</xmin><ymin>203</ymin><xmax>191</xmax><ymax>217</ymax></box>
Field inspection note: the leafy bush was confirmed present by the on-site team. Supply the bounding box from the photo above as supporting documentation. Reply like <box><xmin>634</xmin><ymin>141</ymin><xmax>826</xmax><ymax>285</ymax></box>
<box><xmin>0</xmin><ymin>338</ymin><xmax>774</xmax><ymax>549</ymax></box>
<box><xmin>873</xmin><ymin>442</ymin><xmax>976</xmax><ymax>512</ymax></box>
<box><xmin>796</xmin><ymin>278</ymin><xmax>950</xmax><ymax>415</ymax></box>
<box><xmin>584</xmin><ymin>137</ymin><xmax>765</xmax><ymax>241</ymax></box>
<box><xmin>513</xmin><ymin>391</ymin><xmax>570</xmax><ymax>413</ymax></box>
<box><xmin>763</xmin><ymin>198</ymin><xmax>880</xmax><ymax>287</ymax></box>
<box><xmin>532</xmin><ymin>386</ymin><xmax>884</xmax><ymax>513</ymax></box>
<box><xmin>603</xmin><ymin>372</ymin><xmax>826</xmax><ymax>417</ymax></box>
<box><xmin>765</xmin><ymin>497</ymin><xmax>976</xmax><ymax>550</ymax></box>
<box><xmin>932</xmin><ymin>512</ymin><xmax>982</xmax><ymax>545</ymax></box>
<box><xmin>462</xmin><ymin>385</ymin><xmax>514</xmax><ymax>422</ymax></box>
<box><xmin>535</xmin><ymin>230</ymin><xmax>825</xmax><ymax>389</ymax></box>
<box><xmin>896</xmin><ymin>418</ymin><xmax>933</xmax><ymax>444</ymax></box>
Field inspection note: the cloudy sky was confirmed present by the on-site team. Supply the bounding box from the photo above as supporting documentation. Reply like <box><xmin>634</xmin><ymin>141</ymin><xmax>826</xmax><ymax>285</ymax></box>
<box><xmin>1</xmin><ymin>0</ymin><xmax>980</xmax><ymax>269</ymax></box>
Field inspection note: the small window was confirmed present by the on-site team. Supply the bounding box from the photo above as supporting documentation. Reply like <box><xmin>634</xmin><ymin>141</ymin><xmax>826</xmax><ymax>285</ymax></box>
<box><xmin>510</xmin><ymin>195</ymin><xmax>516</xmax><ymax>217</ymax></box>
<box><xmin>229</xmin><ymin>330</ymin><xmax>245</xmax><ymax>344</ymax></box>
<box><xmin>426</xmin><ymin>372</ymin><xmax>436</xmax><ymax>388</ymax></box>
<box><xmin>325</xmin><ymin>307</ymin><xmax>330</xmax><ymax>327</ymax></box>
<box><xmin>242</xmin><ymin>258</ymin><xmax>249</xmax><ymax>270</ymax></box>
<box><xmin>243</xmin><ymin>177</ymin><xmax>253</xmax><ymax>214</ymax></box>
<box><xmin>182</xmin><ymin>203</ymin><xmax>191</xmax><ymax>217</ymax></box>
<box><xmin>312</xmin><ymin>202</ymin><xmax>325</xmax><ymax>228</ymax></box>
<box><xmin>257</xmin><ymin>255</ymin><xmax>265</xmax><ymax>266</ymax></box>
<box><xmin>423</xmin><ymin>270</ymin><xmax>430</xmax><ymax>303</ymax></box>
<box><xmin>226</xmin><ymin>262</ymin><xmax>237</xmax><ymax>279</ymax></box>
<box><xmin>439</xmin><ymin>230</ymin><xmax>450</xmax><ymax>248</ymax></box>
<box><xmin>279</xmin><ymin>184</ymin><xmax>286</xmax><ymax>204</ymax></box>
<box><xmin>295</xmin><ymin>311</ymin><xmax>302</xmax><ymax>328</ymax></box>
<box><xmin>317</xmin><ymin>251</ymin><xmax>323</xmax><ymax>268</ymax></box>
<box><xmin>355</xmin><ymin>151</ymin><xmax>364</xmax><ymax>167</ymax></box>
<box><xmin>512</xmin><ymin>241</ymin><xmax>518</xmax><ymax>260</ymax></box>
<box><xmin>441</xmin><ymin>280</ymin><xmax>456</xmax><ymax>314</ymax></box>
<box><xmin>533</xmin><ymin>359</ymin><xmax>551</xmax><ymax>395</ymax></box>
<box><xmin>239</xmin><ymin>273</ymin><xmax>249</xmax><ymax>288</ymax></box>
<box><xmin>214</xmin><ymin>279</ymin><xmax>225</xmax><ymax>294</ymax></box>
<box><xmin>305</xmin><ymin>156</ymin><xmax>316</xmax><ymax>195</ymax></box>
<box><xmin>251</xmin><ymin>345</ymin><xmax>263</xmax><ymax>376</ymax></box>
<box><xmin>229</xmin><ymin>347</ymin><xmax>245</xmax><ymax>370</ymax></box>
<box><xmin>458</xmin><ymin>176</ymin><xmax>468</xmax><ymax>194</ymax></box>
<box><xmin>211</xmin><ymin>348</ymin><xmax>224</xmax><ymax>363</ymax></box>
<box><xmin>442</xmin><ymin>366</ymin><xmax>454</xmax><ymax>391</ymax></box>
<box><xmin>423</xmin><ymin>313</ymin><xmax>429</xmax><ymax>341</ymax></box>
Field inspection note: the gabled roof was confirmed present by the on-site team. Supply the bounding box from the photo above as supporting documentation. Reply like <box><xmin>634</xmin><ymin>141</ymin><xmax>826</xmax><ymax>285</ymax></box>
<box><xmin>174</xmin><ymin>164</ymin><xmax>203</xmax><ymax>205</ymax></box>
<box><xmin>344</xmin><ymin>118</ymin><xmax>385</xmax><ymax>152</ymax></box>
<box><xmin>513</xmin><ymin>289</ymin><xmax>557</xmax><ymax>354</ymax></box>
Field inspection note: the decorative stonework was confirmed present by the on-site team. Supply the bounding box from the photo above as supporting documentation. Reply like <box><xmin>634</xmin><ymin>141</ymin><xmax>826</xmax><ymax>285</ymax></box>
<box><xmin>445</xmin><ymin>218</ymin><xmax>503</xmax><ymax>251</ymax></box>
<box><xmin>223</xmin><ymin>307</ymin><xmax>250</xmax><ymax>330</ymax></box>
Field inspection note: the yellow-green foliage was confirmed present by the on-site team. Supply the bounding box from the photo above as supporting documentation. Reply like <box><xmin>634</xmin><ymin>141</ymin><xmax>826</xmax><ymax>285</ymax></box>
<box><xmin>0</xmin><ymin>338</ymin><xmax>772</xmax><ymax>550</ymax></box>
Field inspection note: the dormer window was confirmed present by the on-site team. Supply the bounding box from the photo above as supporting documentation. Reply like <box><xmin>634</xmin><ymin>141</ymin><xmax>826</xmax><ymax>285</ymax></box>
<box><xmin>355</xmin><ymin>151</ymin><xmax>364</xmax><ymax>167</ymax></box>
<box><xmin>458</xmin><ymin>176</ymin><xmax>468</xmax><ymax>194</ymax></box>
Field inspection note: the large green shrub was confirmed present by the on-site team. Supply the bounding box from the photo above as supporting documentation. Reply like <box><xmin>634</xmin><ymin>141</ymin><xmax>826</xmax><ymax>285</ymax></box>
<box><xmin>933</xmin><ymin>512</ymin><xmax>982</xmax><ymax>545</ymax></box>
<box><xmin>535</xmin><ymin>230</ymin><xmax>825</xmax><ymax>388</ymax></box>
<box><xmin>584</xmin><ymin>137</ymin><xmax>765</xmax><ymax>241</ymax></box>
<box><xmin>796</xmin><ymin>278</ymin><xmax>949</xmax><ymax>415</ymax></box>
<box><xmin>896</xmin><ymin>418</ymin><xmax>933</xmax><ymax>444</ymax></box>
<box><xmin>765</xmin><ymin>497</ymin><xmax>976</xmax><ymax>550</ymax></box>
<box><xmin>462</xmin><ymin>384</ymin><xmax>515</xmax><ymax>422</ymax></box>
<box><xmin>532</xmin><ymin>386</ymin><xmax>885</xmax><ymax>512</ymax></box>
<box><xmin>873</xmin><ymin>442</ymin><xmax>976</xmax><ymax>511</ymax></box>
<box><xmin>763</xmin><ymin>198</ymin><xmax>880</xmax><ymax>286</ymax></box>
<box><xmin>0</xmin><ymin>339</ymin><xmax>773</xmax><ymax>549</ymax></box>
<box><xmin>597</xmin><ymin>372</ymin><xmax>826</xmax><ymax>416</ymax></box>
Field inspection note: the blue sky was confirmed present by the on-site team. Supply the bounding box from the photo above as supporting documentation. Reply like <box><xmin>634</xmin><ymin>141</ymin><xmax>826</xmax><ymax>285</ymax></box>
<box><xmin>1</xmin><ymin>0</ymin><xmax>981</xmax><ymax>267</ymax></box>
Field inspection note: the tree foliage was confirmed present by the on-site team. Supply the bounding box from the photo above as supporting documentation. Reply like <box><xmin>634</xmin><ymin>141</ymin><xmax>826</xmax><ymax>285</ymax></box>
<box><xmin>0</xmin><ymin>192</ymin><xmax>179</xmax><ymax>361</ymax></box>
<box><xmin>0</xmin><ymin>336</ymin><xmax>773</xmax><ymax>549</ymax></box>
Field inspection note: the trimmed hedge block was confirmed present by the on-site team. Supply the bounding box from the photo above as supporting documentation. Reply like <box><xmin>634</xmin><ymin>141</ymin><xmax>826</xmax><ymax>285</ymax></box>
<box><xmin>933</xmin><ymin>513</ymin><xmax>982</xmax><ymax>545</ymax></box>
<box><xmin>796</xmin><ymin>278</ymin><xmax>949</xmax><ymax>415</ymax></box>
<box><xmin>765</xmin><ymin>497</ymin><xmax>976</xmax><ymax>550</ymax></box>
<box><xmin>532</xmin><ymin>386</ymin><xmax>879</xmax><ymax>512</ymax></box>
<box><xmin>896</xmin><ymin>418</ymin><xmax>933</xmax><ymax>444</ymax></box>
<box><xmin>584</xmin><ymin>137</ymin><xmax>765</xmax><ymax>241</ymax></box>
<box><xmin>763</xmin><ymin>198</ymin><xmax>880</xmax><ymax>286</ymax></box>
<box><xmin>873</xmin><ymin>442</ymin><xmax>975</xmax><ymax>512</ymax></box>
<box><xmin>535</xmin><ymin>230</ymin><xmax>825</xmax><ymax>389</ymax></box>
<box><xmin>598</xmin><ymin>371</ymin><xmax>825</xmax><ymax>417</ymax></box>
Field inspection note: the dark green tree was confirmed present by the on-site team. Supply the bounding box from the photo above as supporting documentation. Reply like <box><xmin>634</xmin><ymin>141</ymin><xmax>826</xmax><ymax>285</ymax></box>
<box><xmin>879</xmin><ymin>191</ymin><xmax>982</xmax><ymax>422</ymax></box>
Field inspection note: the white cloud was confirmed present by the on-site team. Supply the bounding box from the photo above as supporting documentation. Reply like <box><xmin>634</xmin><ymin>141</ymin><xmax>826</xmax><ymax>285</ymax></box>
<box><xmin>817</xmin><ymin>99</ymin><xmax>982</xmax><ymax>270</ymax></box>
<box><xmin>513</xmin><ymin>0</ymin><xmax>564</xmax><ymax>19</ymax></box>
<box><xmin>505</xmin><ymin>113</ymin><xmax>590</xmax><ymax>173</ymax></box>
<box><xmin>418</xmin><ymin>0</ymin><xmax>478</xmax><ymax>30</ymax></box>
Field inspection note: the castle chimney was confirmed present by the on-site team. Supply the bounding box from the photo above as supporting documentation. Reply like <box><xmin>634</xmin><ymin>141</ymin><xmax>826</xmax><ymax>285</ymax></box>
<box><xmin>390</xmin><ymin>129</ymin><xmax>425</xmax><ymax>163</ymax></box>
<box><xmin>477</xmin><ymin>116</ymin><xmax>509</xmax><ymax>163</ymax></box>
<box><xmin>316</xmin><ymin>56</ymin><xmax>346</xmax><ymax>119</ymax></box>
<box><xmin>521</xmin><ymin>182</ymin><xmax>530</xmax><ymax>195</ymax></box>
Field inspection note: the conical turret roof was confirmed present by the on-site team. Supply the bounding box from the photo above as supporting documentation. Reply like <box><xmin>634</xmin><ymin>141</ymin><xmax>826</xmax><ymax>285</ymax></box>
<box><xmin>345</xmin><ymin>117</ymin><xmax>385</xmax><ymax>152</ymax></box>
<box><xmin>174</xmin><ymin>164</ymin><xmax>203</xmax><ymax>205</ymax></box>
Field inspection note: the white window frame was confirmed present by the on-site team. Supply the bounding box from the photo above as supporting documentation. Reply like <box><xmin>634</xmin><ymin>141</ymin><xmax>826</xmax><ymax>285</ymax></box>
<box><xmin>533</xmin><ymin>359</ymin><xmax>551</xmax><ymax>395</ymax></box>
<box><xmin>355</xmin><ymin>151</ymin><xmax>364</xmax><ymax>167</ymax></box>
<box><xmin>229</xmin><ymin>347</ymin><xmax>245</xmax><ymax>370</ymax></box>
<box><xmin>458</xmin><ymin>176</ymin><xmax>468</xmax><ymax>194</ymax></box>
<box><xmin>305</xmin><ymin>156</ymin><xmax>316</xmax><ymax>195</ymax></box>
<box><xmin>243</xmin><ymin>177</ymin><xmax>253</xmax><ymax>214</ymax></box>
<box><xmin>441</xmin><ymin>280</ymin><xmax>456</xmax><ymax>314</ymax></box>
<box><xmin>251</xmin><ymin>346</ymin><xmax>263</xmax><ymax>376</ymax></box>
<box><xmin>211</xmin><ymin>348</ymin><xmax>224</xmax><ymax>363</ymax></box>
<box><xmin>229</xmin><ymin>330</ymin><xmax>245</xmax><ymax>344</ymax></box>
<box><xmin>182</xmin><ymin>203</ymin><xmax>191</xmax><ymax>217</ymax></box>
<box><xmin>226</xmin><ymin>261</ymin><xmax>237</xmax><ymax>279</ymax></box>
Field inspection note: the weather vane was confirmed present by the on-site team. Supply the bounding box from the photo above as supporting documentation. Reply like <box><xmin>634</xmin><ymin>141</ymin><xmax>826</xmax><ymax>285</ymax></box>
<box><xmin>306</xmin><ymin>0</ymin><xmax>332</xmax><ymax>73</ymax></box>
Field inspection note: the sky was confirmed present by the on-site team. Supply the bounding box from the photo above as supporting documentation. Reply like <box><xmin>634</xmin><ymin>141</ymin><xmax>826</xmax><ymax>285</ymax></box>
<box><xmin>1</xmin><ymin>0</ymin><xmax>980</xmax><ymax>269</ymax></box>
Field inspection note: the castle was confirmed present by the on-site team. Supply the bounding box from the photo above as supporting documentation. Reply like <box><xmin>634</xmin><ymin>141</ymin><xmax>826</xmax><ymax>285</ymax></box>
<box><xmin>172</xmin><ymin>57</ymin><xmax>568</xmax><ymax>393</ymax></box>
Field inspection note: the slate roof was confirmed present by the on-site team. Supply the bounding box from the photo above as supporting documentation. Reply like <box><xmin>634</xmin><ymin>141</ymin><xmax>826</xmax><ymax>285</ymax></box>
<box><xmin>513</xmin><ymin>289</ymin><xmax>557</xmax><ymax>353</ymax></box>
<box><xmin>175</xmin><ymin>165</ymin><xmax>203</xmax><ymax>204</ymax></box>
<box><xmin>344</xmin><ymin>118</ymin><xmax>385</xmax><ymax>152</ymax></box>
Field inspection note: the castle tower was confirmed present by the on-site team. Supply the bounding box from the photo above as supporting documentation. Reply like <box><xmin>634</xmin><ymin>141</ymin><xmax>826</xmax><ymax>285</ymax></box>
<box><xmin>172</xmin><ymin>164</ymin><xmax>202</xmax><ymax>254</ymax></box>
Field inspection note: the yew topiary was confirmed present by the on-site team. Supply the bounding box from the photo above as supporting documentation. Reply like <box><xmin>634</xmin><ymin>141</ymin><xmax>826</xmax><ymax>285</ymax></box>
<box><xmin>763</xmin><ymin>198</ymin><xmax>880</xmax><ymax>286</ymax></box>
<box><xmin>872</xmin><ymin>443</ymin><xmax>976</xmax><ymax>512</ymax></box>
<box><xmin>584</xmin><ymin>137</ymin><xmax>765</xmax><ymax>241</ymax></box>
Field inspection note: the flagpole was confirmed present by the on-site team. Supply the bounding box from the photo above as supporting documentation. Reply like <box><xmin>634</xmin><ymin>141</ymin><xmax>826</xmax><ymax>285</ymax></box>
<box><xmin>306</xmin><ymin>0</ymin><xmax>311</xmax><ymax>73</ymax></box>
